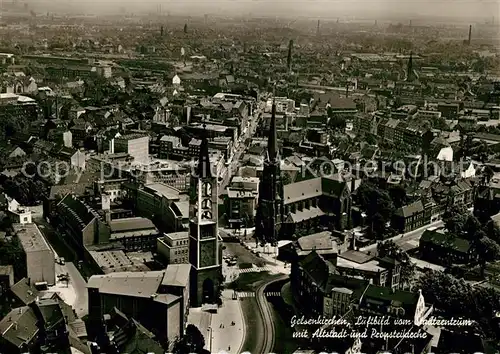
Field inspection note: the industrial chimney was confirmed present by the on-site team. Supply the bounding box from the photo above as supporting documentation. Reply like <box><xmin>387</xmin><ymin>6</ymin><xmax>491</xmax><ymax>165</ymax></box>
<box><xmin>316</xmin><ymin>20</ymin><xmax>320</xmax><ymax>36</ymax></box>
<box><xmin>468</xmin><ymin>25</ymin><xmax>472</xmax><ymax>45</ymax></box>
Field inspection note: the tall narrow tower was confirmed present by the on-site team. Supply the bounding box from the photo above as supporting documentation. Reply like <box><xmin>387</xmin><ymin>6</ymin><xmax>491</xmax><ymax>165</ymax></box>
<box><xmin>287</xmin><ymin>39</ymin><xmax>293</xmax><ymax>73</ymax></box>
<box><xmin>317</xmin><ymin>19</ymin><xmax>321</xmax><ymax>36</ymax></box>
<box><xmin>406</xmin><ymin>52</ymin><xmax>416</xmax><ymax>82</ymax></box>
<box><xmin>188</xmin><ymin>127</ymin><xmax>222</xmax><ymax>307</ymax></box>
<box><xmin>468</xmin><ymin>25</ymin><xmax>472</xmax><ymax>45</ymax></box>
<box><xmin>255</xmin><ymin>102</ymin><xmax>284</xmax><ymax>246</ymax></box>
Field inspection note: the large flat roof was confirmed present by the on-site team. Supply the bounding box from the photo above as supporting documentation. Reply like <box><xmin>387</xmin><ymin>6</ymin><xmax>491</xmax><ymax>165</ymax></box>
<box><xmin>145</xmin><ymin>183</ymin><xmax>181</xmax><ymax>200</ymax></box>
<box><xmin>13</xmin><ymin>223</ymin><xmax>52</xmax><ymax>253</ymax></box>
<box><xmin>88</xmin><ymin>264</ymin><xmax>190</xmax><ymax>297</ymax></box>
<box><xmin>88</xmin><ymin>271</ymin><xmax>165</xmax><ymax>298</ymax></box>
<box><xmin>109</xmin><ymin>217</ymin><xmax>156</xmax><ymax>233</ymax></box>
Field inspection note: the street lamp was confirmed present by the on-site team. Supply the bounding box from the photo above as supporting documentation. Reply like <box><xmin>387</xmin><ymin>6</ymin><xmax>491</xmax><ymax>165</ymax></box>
<box><xmin>207</xmin><ymin>327</ymin><xmax>213</xmax><ymax>353</ymax></box>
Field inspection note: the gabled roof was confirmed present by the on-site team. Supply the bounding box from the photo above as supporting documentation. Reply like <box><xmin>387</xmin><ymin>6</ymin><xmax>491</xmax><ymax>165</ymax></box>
<box><xmin>0</xmin><ymin>306</ymin><xmax>39</xmax><ymax>349</ymax></box>
<box><xmin>360</xmin><ymin>284</ymin><xmax>420</xmax><ymax>315</ymax></box>
<box><xmin>10</xmin><ymin>278</ymin><xmax>40</xmax><ymax>305</ymax></box>
<box><xmin>299</xmin><ymin>251</ymin><xmax>338</xmax><ymax>292</ymax></box>
<box><xmin>421</xmin><ymin>230</ymin><xmax>471</xmax><ymax>253</ymax></box>
<box><xmin>395</xmin><ymin>200</ymin><xmax>424</xmax><ymax>218</ymax></box>
<box><xmin>283</xmin><ymin>176</ymin><xmax>348</xmax><ymax>205</ymax></box>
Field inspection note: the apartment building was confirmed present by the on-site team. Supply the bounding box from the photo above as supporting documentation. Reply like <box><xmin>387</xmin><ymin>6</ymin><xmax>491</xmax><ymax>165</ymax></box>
<box><xmin>157</xmin><ymin>232</ymin><xmax>189</xmax><ymax>264</ymax></box>
<box><xmin>13</xmin><ymin>223</ymin><xmax>55</xmax><ymax>285</ymax></box>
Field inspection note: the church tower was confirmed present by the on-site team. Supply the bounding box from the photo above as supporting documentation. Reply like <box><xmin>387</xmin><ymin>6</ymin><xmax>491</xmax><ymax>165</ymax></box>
<box><xmin>406</xmin><ymin>52</ymin><xmax>416</xmax><ymax>82</ymax></box>
<box><xmin>255</xmin><ymin>102</ymin><xmax>284</xmax><ymax>246</ymax></box>
<box><xmin>188</xmin><ymin>128</ymin><xmax>222</xmax><ymax>307</ymax></box>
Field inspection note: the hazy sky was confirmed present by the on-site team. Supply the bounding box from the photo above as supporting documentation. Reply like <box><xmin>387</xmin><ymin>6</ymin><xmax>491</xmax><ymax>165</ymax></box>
<box><xmin>26</xmin><ymin>0</ymin><xmax>500</xmax><ymax>20</ymax></box>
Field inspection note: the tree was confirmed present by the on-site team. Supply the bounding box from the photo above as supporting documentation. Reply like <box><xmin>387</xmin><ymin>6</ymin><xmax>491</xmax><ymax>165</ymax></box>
<box><xmin>0</xmin><ymin>237</ymin><xmax>26</xmax><ymax>281</ymax></box>
<box><xmin>356</xmin><ymin>182</ymin><xmax>395</xmax><ymax>238</ymax></box>
<box><xmin>172</xmin><ymin>324</ymin><xmax>207</xmax><ymax>354</ymax></box>
<box><xmin>479</xmin><ymin>236</ymin><xmax>500</xmax><ymax>262</ymax></box>
<box><xmin>442</xmin><ymin>203</ymin><xmax>468</xmax><ymax>236</ymax></box>
<box><xmin>418</xmin><ymin>270</ymin><xmax>500</xmax><ymax>340</ymax></box>
<box><xmin>388</xmin><ymin>184</ymin><xmax>407</xmax><ymax>209</ymax></box>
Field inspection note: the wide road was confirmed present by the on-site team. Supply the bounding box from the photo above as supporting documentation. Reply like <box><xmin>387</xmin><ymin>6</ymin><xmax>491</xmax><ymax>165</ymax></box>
<box><xmin>220</xmin><ymin>104</ymin><xmax>261</xmax><ymax>192</ymax></box>
<box><xmin>360</xmin><ymin>219</ymin><xmax>444</xmax><ymax>256</ymax></box>
<box><xmin>66</xmin><ymin>262</ymin><xmax>89</xmax><ymax>317</ymax></box>
<box><xmin>253</xmin><ymin>275</ymin><xmax>289</xmax><ymax>354</ymax></box>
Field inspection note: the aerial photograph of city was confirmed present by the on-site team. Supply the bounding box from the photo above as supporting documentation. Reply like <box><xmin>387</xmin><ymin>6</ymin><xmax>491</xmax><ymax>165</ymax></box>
<box><xmin>0</xmin><ymin>0</ymin><xmax>498</xmax><ymax>353</ymax></box>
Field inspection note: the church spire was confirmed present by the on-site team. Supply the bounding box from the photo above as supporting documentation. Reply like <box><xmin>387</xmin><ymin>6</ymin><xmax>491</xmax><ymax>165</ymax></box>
<box><xmin>197</xmin><ymin>124</ymin><xmax>212</xmax><ymax>178</ymax></box>
<box><xmin>407</xmin><ymin>51</ymin><xmax>415</xmax><ymax>82</ymax></box>
<box><xmin>267</xmin><ymin>100</ymin><xmax>278</xmax><ymax>162</ymax></box>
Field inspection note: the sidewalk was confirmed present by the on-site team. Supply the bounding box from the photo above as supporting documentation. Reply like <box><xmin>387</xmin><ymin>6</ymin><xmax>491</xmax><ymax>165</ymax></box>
<box><xmin>243</xmin><ymin>242</ymin><xmax>291</xmax><ymax>275</ymax></box>
<box><xmin>187</xmin><ymin>290</ymin><xmax>245</xmax><ymax>354</ymax></box>
<box><xmin>209</xmin><ymin>290</ymin><xmax>245</xmax><ymax>353</ymax></box>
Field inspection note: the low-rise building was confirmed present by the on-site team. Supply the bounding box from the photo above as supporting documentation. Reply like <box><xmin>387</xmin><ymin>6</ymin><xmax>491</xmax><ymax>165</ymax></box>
<box><xmin>87</xmin><ymin>265</ymin><xmax>190</xmax><ymax>345</ymax></box>
<box><xmin>157</xmin><ymin>232</ymin><xmax>189</xmax><ymax>264</ymax></box>
<box><xmin>419</xmin><ymin>228</ymin><xmax>479</xmax><ymax>265</ymax></box>
<box><xmin>392</xmin><ymin>200</ymin><xmax>431</xmax><ymax>233</ymax></box>
<box><xmin>13</xmin><ymin>223</ymin><xmax>55</xmax><ymax>285</ymax></box>
<box><xmin>108</xmin><ymin>217</ymin><xmax>160</xmax><ymax>251</ymax></box>
<box><xmin>113</xmin><ymin>134</ymin><xmax>149</xmax><ymax>164</ymax></box>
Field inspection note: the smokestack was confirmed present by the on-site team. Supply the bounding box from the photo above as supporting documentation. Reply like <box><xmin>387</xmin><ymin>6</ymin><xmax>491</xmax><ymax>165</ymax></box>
<box><xmin>287</xmin><ymin>39</ymin><xmax>293</xmax><ymax>72</ymax></box>
<box><xmin>468</xmin><ymin>25</ymin><xmax>472</xmax><ymax>45</ymax></box>
<box><xmin>317</xmin><ymin>19</ymin><xmax>320</xmax><ymax>36</ymax></box>
<box><xmin>160</xmin><ymin>26</ymin><xmax>164</xmax><ymax>37</ymax></box>
<box><xmin>409</xmin><ymin>19</ymin><xmax>412</xmax><ymax>27</ymax></box>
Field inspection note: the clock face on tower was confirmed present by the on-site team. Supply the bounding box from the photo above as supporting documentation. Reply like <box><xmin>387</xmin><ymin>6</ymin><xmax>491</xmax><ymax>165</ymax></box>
<box><xmin>200</xmin><ymin>241</ymin><xmax>215</xmax><ymax>268</ymax></box>
<box><xmin>202</xmin><ymin>199</ymin><xmax>212</xmax><ymax>210</ymax></box>
<box><xmin>203</xmin><ymin>182</ymin><xmax>212</xmax><ymax>197</ymax></box>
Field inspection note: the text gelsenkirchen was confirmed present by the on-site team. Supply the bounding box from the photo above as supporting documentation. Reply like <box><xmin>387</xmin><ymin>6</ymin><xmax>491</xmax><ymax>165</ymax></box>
<box><xmin>290</xmin><ymin>315</ymin><xmax>350</xmax><ymax>328</ymax></box>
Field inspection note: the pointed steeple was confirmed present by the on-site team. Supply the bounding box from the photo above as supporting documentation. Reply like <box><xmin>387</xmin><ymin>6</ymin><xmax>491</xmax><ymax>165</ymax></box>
<box><xmin>406</xmin><ymin>51</ymin><xmax>415</xmax><ymax>82</ymax></box>
<box><xmin>197</xmin><ymin>124</ymin><xmax>212</xmax><ymax>178</ymax></box>
<box><xmin>267</xmin><ymin>100</ymin><xmax>278</xmax><ymax>162</ymax></box>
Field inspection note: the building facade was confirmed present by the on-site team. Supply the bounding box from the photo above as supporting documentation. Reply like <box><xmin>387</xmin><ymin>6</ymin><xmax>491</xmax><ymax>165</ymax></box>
<box><xmin>188</xmin><ymin>134</ymin><xmax>223</xmax><ymax>307</ymax></box>
<box><xmin>255</xmin><ymin>102</ymin><xmax>285</xmax><ymax>245</ymax></box>
<box><xmin>13</xmin><ymin>223</ymin><xmax>55</xmax><ymax>285</ymax></box>
<box><xmin>157</xmin><ymin>232</ymin><xmax>189</xmax><ymax>264</ymax></box>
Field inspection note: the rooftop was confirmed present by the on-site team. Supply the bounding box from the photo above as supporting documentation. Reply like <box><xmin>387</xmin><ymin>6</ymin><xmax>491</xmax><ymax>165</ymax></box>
<box><xmin>163</xmin><ymin>231</ymin><xmax>189</xmax><ymax>241</ymax></box>
<box><xmin>88</xmin><ymin>265</ymin><xmax>189</xmax><ymax>298</ymax></box>
<box><xmin>109</xmin><ymin>217</ymin><xmax>157</xmax><ymax>233</ymax></box>
<box><xmin>144</xmin><ymin>183</ymin><xmax>181</xmax><ymax>200</ymax></box>
<box><xmin>0</xmin><ymin>306</ymin><xmax>39</xmax><ymax>349</ymax></box>
<box><xmin>88</xmin><ymin>271</ymin><xmax>166</xmax><ymax>298</ymax></box>
<box><xmin>13</xmin><ymin>223</ymin><xmax>52</xmax><ymax>253</ymax></box>
<box><xmin>161</xmin><ymin>264</ymin><xmax>190</xmax><ymax>288</ymax></box>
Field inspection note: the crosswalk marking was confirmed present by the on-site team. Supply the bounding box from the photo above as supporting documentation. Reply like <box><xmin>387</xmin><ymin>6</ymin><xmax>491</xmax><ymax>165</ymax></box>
<box><xmin>236</xmin><ymin>266</ymin><xmax>271</xmax><ymax>274</ymax></box>
<box><xmin>235</xmin><ymin>291</ymin><xmax>281</xmax><ymax>298</ymax></box>
<box><xmin>236</xmin><ymin>292</ymin><xmax>255</xmax><ymax>298</ymax></box>
<box><xmin>264</xmin><ymin>291</ymin><xmax>281</xmax><ymax>297</ymax></box>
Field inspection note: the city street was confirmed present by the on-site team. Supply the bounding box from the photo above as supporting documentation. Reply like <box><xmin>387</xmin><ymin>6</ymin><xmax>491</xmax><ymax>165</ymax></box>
<box><xmin>187</xmin><ymin>289</ymin><xmax>245</xmax><ymax>354</ymax></box>
<box><xmin>360</xmin><ymin>219</ymin><xmax>445</xmax><ymax>256</ymax></box>
<box><xmin>220</xmin><ymin>105</ymin><xmax>261</xmax><ymax>192</ymax></box>
<box><xmin>36</xmin><ymin>221</ymin><xmax>89</xmax><ymax>317</ymax></box>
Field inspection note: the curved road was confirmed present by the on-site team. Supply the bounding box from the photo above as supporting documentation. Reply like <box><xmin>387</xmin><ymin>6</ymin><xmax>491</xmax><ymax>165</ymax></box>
<box><xmin>253</xmin><ymin>275</ymin><xmax>289</xmax><ymax>354</ymax></box>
